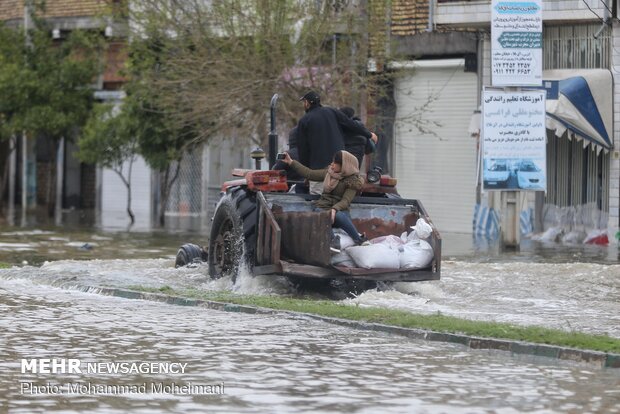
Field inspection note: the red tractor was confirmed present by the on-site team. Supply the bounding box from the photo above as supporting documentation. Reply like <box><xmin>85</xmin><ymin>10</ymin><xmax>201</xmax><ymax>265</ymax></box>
<box><xmin>177</xmin><ymin>95</ymin><xmax>441</xmax><ymax>290</ymax></box>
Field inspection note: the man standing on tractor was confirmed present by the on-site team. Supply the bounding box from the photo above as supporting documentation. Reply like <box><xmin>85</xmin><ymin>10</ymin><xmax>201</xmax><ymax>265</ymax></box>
<box><xmin>297</xmin><ymin>91</ymin><xmax>377</xmax><ymax>194</ymax></box>
<box><xmin>339</xmin><ymin>106</ymin><xmax>378</xmax><ymax>170</ymax></box>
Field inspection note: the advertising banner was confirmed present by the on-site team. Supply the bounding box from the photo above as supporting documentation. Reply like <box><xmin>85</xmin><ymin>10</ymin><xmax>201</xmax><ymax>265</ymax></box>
<box><xmin>491</xmin><ymin>0</ymin><xmax>543</xmax><ymax>86</ymax></box>
<box><xmin>482</xmin><ymin>89</ymin><xmax>546</xmax><ymax>191</ymax></box>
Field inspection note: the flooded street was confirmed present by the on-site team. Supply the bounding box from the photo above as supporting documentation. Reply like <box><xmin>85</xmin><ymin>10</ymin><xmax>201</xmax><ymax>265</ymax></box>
<box><xmin>1</xmin><ymin>225</ymin><xmax>620</xmax><ymax>412</ymax></box>
<box><xmin>2</xmin><ymin>279</ymin><xmax>620</xmax><ymax>413</ymax></box>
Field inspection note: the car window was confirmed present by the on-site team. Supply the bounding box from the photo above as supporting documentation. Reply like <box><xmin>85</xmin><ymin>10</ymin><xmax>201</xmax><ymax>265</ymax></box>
<box><xmin>489</xmin><ymin>163</ymin><xmax>506</xmax><ymax>171</ymax></box>
<box><xmin>519</xmin><ymin>163</ymin><xmax>538</xmax><ymax>172</ymax></box>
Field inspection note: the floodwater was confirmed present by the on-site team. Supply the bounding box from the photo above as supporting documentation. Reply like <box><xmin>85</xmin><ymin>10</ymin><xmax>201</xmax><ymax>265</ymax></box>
<box><xmin>2</xmin><ymin>279</ymin><xmax>620</xmax><ymax>413</ymax></box>
<box><xmin>1</xmin><ymin>225</ymin><xmax>620</xmax><ymax>412</ymax></box>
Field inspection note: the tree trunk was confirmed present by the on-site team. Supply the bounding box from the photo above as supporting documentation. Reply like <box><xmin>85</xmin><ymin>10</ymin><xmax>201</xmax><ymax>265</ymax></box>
<box><xmin>126</xmin><ymin>181</ymin><xmax>135</xmax><ymax>225</ymax></box>
<box><xmin>113</xmin><ymin>157</ymin><xmax>135</xmax><ymax>226</ymax></box>
<box><xmin>126</xmin><ymin>156</ymin><xmax>135</xmax><ymax>225</ymax></box>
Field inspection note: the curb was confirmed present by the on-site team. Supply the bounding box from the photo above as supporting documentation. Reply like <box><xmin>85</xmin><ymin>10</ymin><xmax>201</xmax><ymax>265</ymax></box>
<box><xmin>83</xmin><ymin>286</ymin><xmax>620</xmax><ymax>369</ymax></box>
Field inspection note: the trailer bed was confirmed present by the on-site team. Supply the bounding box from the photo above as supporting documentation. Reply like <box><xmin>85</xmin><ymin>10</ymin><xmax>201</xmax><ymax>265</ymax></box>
<box><xmin>253</xmin><ymin>192</ymin><xmax>441</xmax><ymax>282</ymax></box>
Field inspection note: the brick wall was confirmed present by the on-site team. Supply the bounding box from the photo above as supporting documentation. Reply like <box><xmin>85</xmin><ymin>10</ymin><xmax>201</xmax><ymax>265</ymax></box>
<box><xmin>391</xmin><ymin>0</ymin><xmax>429</xmax><ymax>35</ymax></box>
<box><xmin>0</xmin><ymin>0</ymin><xmax>22</xmax><ymax>22</ymax></box>
<box><xmin>1</xmin><ymin>1</ymin><xmax>106</xmax><ymax>22</ymax></box>
<box><xmin>41</xmin><ymin>0</ymin><xmax>105</xmax><ymax>18</ymax></box>
<box><xmin>103</xmin><ymin>42</ymin><xmax>127</xmax><ymax>87</ymax></box>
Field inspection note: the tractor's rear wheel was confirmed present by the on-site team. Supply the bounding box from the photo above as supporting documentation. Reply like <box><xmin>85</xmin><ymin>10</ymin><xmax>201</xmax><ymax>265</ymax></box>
<box><xmin>208</xmin><ymin>187</ymin><xmax>257</xmax><ymax>283</ymax></box>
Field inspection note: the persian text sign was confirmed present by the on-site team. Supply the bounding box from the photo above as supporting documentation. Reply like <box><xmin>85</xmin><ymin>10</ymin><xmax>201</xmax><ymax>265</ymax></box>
<box><xmin>491</xmin><ymin>0</ymin><xmax>542</xmax><ymax>86</ymax></box>
<box><xmin>482</xmin><ymin>89</ymin><xmax>546</xmax><ymax>191</ymax></box>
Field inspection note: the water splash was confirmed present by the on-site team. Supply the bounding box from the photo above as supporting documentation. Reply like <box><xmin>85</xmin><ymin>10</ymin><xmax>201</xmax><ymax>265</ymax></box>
<box><xmin>233</xmin><ymin>262</ymin><xmax>295</xmax><ymax>295</ymax></box>
<box><xmin>343</xmin><ymin>289</ymin><xmax>432</xmax><ymax>311</ymax></box>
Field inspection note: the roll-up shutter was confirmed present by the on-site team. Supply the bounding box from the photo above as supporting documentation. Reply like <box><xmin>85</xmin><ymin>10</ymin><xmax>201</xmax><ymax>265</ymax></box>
<box><xmin>393</xmin><ymin>59</ymin><xmax>478</xmax><ymax>234</ymax></box>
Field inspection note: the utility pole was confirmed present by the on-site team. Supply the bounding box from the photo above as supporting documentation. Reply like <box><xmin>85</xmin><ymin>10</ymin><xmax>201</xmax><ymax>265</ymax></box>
<box><xmin>8</xmin><ymin>136</ymin><xmax>16</xmax><ymax>226</ymax></box>
<box><xmin>21</xmin><ymin>0</ymin><xmax>33</xmax><ymax>226</ymax></box>
<box><xmin>55</xmin><ymin>138</ymin><xmax>64</xmax><ymax>225</ymax></box>
<box><xmin>501</xmin><ymin>87</ymin><xmax>521</xmax><ymax>248</ymax></box>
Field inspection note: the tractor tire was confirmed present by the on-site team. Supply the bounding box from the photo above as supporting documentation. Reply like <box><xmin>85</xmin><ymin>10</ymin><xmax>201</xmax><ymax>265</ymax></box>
<box><xmin>208</xmin><ymin>187</ymin><xmax>257</xmax><ymax>282</ymax></box>
<box><xmin>175</xmin><ymin>243</ymin><xmax>207</xmax><ymax>268</ymax></box>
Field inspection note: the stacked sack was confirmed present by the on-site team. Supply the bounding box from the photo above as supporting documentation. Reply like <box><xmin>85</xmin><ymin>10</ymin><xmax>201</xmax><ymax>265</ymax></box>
<box><xmin>330</xmin><ymin>218</ymin><xmax>434</xmax><ymax>270</ymax></box>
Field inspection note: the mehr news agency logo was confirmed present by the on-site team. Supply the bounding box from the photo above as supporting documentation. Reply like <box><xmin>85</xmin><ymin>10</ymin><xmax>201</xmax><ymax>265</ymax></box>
<box><xmin>20</xmin><ymin>358</ymin><xmax>225</xmax><ymax>396</ymax></box>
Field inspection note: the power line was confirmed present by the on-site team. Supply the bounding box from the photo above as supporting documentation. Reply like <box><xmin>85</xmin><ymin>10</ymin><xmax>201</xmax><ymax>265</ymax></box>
<box><xmin>599</xmin><ymin>0</ymin><xmax>613</xmax><ymax>15</ymax></box>
<box><xmin>581</xmin><ymin>0</ymin><xmax>605</xmax><ymax>22</ymax></box>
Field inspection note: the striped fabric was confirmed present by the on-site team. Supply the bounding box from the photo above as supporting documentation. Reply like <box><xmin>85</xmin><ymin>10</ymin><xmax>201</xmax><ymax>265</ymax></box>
<box><xmin>520</xmin><ymin>208</ymin><xmax>534</xmax><ymax>235</ymax></box>
<box><xmin>473</xmin><ymin>204</ymin><xmax>534</xmax><ymax>239</ymax></box>
<box><xmin>472</xmin><ymin>204</ymin><xmax>500</xmax><ymax>239</ymax></box>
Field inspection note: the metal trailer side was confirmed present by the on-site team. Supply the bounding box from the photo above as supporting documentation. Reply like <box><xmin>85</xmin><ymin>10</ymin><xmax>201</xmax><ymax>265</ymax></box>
<box><xmin>253</xmin><ymin>191</ymin><xmax>441</xmax><ymax>282</ymax></box>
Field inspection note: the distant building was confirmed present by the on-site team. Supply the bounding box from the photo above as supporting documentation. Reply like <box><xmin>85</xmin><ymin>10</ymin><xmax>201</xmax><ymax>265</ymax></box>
<box><xmin>0</xmin><ymin>0</ymin><xmax>127</xmax><ymax>223</ymax></box>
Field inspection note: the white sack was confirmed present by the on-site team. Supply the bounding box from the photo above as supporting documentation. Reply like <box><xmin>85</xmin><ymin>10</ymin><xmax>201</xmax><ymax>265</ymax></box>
<box><xmin>411</xmin><ymin>218</ymin><xmax>432</xmax><ymax>239</ymax></box>
<box><xmin>369</xmin><ymin>234</ymin><xmax>404</xmax><ymax>249</ymax></box>
<box><xmin>347</xmin><ymin>244</ymin><xmax>400</xmax><ymax>269</ymax></box>
<box><xmin>330</xmin><ymin>251</ymin><xmax>356</xmax><ymax>268</ymax></box>
<box><xmin>561</xmin><ymin>230</ymin><xmax>586</xmax><ymax>244</ymax></box>
<box><xmin>531</xmin><ymin>226</ymin><xmax>563</xmax><ymax>242</ymax></box>
<box><xmin>398</xmin><ymin>240</ymin><xmax>434</xmax><ymax>270</ymax></box>
<box><xmin>333</xmin><ymin>229</ymin><xmax>355</xmax><ymax>249</ymax></box>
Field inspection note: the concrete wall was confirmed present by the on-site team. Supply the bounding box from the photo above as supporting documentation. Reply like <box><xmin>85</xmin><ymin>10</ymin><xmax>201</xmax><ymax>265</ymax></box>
<box><xmin>100</xmin><ymin>156</ymin><xmax>153</xmax><ymax>230</ymax></box>
<box><xmin>610</xmin><ymin>21</ymin><xmax>620</xmax><ymax>242</ymax></box>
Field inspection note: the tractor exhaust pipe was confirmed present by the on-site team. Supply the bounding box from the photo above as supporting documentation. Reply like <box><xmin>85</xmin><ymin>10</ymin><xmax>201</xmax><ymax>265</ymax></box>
<box><xmin>269</xmin><ymin>93</ymin><xmax>279</xmax><ymax>169</ymax></box>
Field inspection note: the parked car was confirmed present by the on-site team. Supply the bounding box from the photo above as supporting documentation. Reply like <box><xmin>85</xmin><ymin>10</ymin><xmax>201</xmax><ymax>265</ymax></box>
<box><xmin>516</xmin><ymin>160</ymin><xmax>544</xmax><ymax>190</ymax></box>
<box><xmin>483</xmin><ymin>160</ymin><xmax>510</xmax><ymax>188</ymax></box>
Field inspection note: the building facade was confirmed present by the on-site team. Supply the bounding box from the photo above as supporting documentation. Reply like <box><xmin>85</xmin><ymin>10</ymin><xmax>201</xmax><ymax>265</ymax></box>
<box><xmin>0</xmin><ymin>0</ymin><xmax>128</xmax><ymax>224</ymax></box>
<box><xmin>381</xmin><ymin>0</ymin><xmax>618</xmax><ymax>242</ymax></box>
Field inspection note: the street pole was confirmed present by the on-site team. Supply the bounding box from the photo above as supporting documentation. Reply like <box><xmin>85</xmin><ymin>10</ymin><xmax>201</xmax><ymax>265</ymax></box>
<box><xmin>21</xmin><ymin>132</ymin><xmax>27</xmax><ymax>226</ymax></box>
<box><xmin>8</xmin><ymin>136</ymin><xmax>16</xmax><ymax>226</ymax></box>
<box><xmin>21</xmin><ymin>1</ymin><xmax>32</xmax><ymax>226</ymax></box>
<box><xmin>500</xmin><ymin>86</ymin><xmax>521</xmax><ymax>249</ymax></box>
<box><xmin>55</xmin><ymin>138</ymin><xmax>64</xmax><ymax>225</ymax></box>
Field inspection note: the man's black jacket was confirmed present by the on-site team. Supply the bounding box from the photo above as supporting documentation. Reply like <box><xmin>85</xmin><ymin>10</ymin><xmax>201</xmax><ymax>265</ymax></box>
<box><xmin>297</xmin><ymin>105</ymin><xmax>372</xmax><ymax>169</ymax></box>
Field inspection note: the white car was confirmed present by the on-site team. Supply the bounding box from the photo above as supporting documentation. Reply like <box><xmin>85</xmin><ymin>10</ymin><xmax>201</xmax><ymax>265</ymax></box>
<box><xmin>483</xmin><ymin>161</ymin><xmax>510</xmax><ymax>188</ymax></box>
<box><xmin>516</xmin><ymin>160</ymin><xmax>544</xmax><ymax>190</ymax></box>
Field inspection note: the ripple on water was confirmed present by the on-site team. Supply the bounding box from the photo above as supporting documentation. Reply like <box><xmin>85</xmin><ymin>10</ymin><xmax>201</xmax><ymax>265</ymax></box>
<box><xmin>342</xmin><ymin>260</ymin><xmax>620</xmax><ymax>337</ymax></box>
<box><xmin>1</xmin><ymin>257</ymin><xmax>620</xmax><ymax>338</ymax></box>
<box><xmin>1</xmin><ymin>279</ymin><xmax>620</xmax><ymax>413</ymax></box>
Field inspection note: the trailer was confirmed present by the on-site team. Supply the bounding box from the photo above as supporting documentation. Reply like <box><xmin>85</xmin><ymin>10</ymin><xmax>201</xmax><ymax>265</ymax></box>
<box><xmin>176</xmin><ymin>94</ymin><xmax>441</xmax><ymax>289</ymax></box>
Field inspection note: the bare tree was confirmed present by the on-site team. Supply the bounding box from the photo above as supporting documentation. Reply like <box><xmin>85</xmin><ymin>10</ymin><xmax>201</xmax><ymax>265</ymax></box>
<box><xmin>124</xmin><ymin>0</ymin><xmax>388</xmax><ymax>148</ymax></box>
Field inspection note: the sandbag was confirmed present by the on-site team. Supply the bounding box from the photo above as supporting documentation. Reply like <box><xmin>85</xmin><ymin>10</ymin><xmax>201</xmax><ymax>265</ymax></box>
<box><xmin>410</xmin><ymin>218</ymin><xmax>433</xmax><ymax>240</ymax></box>
<box><xmin>561</xmin><ymin>230</ymin><xmax>586</xmax><ymax>244</ymax></box>
<box><xmin>398</xmin><ymin>240</ymin><xmax>434</xmax><ymax>270</ymax></box>
<box><xmin>531</xmin><ymin>227</ymin><xmax>563</xmax><ymax>242</ymax></box>
<box><xmin>330</xmin><ymin>250</ymin><xmax>356</xmax><ymax>268</ymax></box>
<box><xmin>369</xmin><ymin>234</ymin><xmax>404</xmax><ymax>249</ymax></box>
<box><xmin>347</xmin><ymin>244</ymin><xmax>400</xmax><ymax>269</ymax></box>
<box><xmin>584</xmin><ymin>229</ymin><xmax>609</xmax><ymax>245</ymax></box>
<box><xmin>333</xmin><ymin>229</ymin><xmax>356</xmax><ymax>250</ymax></box>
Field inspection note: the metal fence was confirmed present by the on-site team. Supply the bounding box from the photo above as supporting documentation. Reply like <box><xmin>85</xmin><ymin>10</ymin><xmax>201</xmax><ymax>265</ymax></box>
<box><xmin>163</xmin><ymin>140</ymin><xmax>253</xmax><ymax>230</ymax></box>
<box><xmin>546</xmin><ymin>133</ymin><xmax>609</xmax><ymax>212</ymax></box>
<box><xmin>165</xmin><ymin>148</ymin><xmax>205</xmax><ymax>217</ymax></box>
<box><xmin>543</xmin><ymin>23</ymin><xmax>611</xmax><ymax>70</ymax></box>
